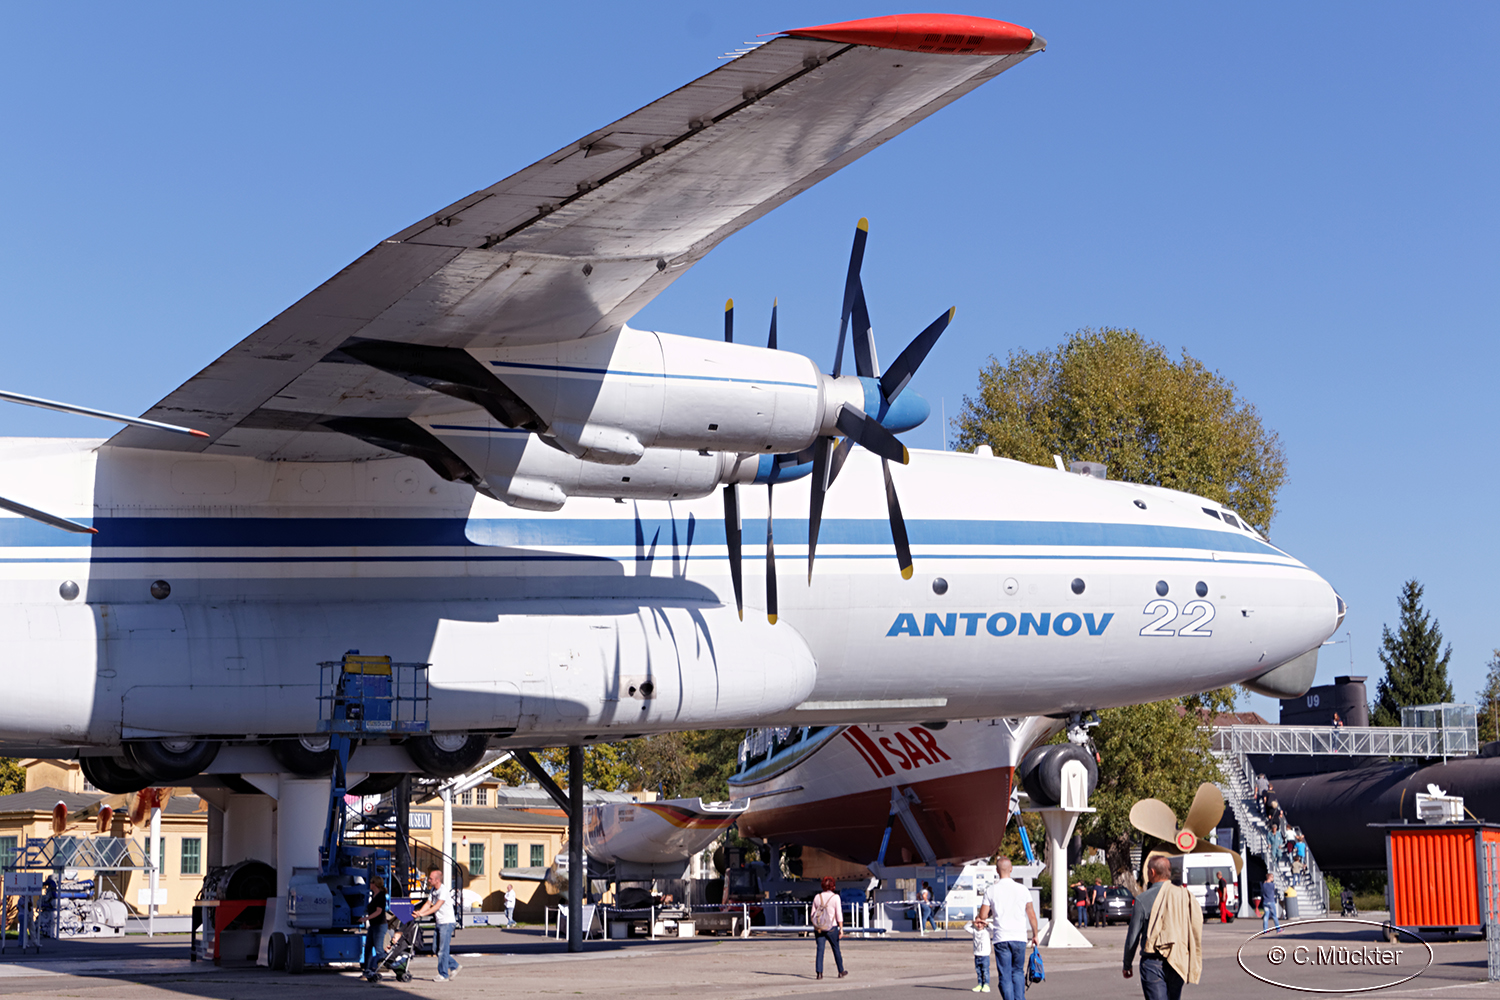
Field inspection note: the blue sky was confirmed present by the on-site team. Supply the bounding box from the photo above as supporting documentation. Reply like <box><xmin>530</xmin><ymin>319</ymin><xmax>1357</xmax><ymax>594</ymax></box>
<box><xmin>2</xmin><ymin>3</ymin><xmax>1496</xmax><ymax>721</ymax></box>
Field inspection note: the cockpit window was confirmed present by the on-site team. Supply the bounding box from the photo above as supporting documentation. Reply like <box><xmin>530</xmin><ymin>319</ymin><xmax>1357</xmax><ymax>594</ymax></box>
<box><xmin>1201</xmin><ymin>508</ymin><xmax>1221</xmax><ymax>520</ymax></box>
<box><xmin>1222</xmin><ymin>513</ymin><xmax>1240</xmax><ymax>528</ymax></box>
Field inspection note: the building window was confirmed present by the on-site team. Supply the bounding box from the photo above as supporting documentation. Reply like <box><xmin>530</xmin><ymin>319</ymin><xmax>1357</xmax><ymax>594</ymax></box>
<box><xmin>459</xmin><ymin>790</ymin><xmax>473</xmax><ymax>806</ymax></box>
<box><xmin>469</xmin><ymin>842</ymin><xmax>485</xmax><ymax>876</ymax></box>
<box><xmin>530</xmin><ymin>844</ymin><xmax>545</xmax><ymax>868</ymax></box>
<box><xmin>156</xmin><ymin>836</ymin><xmax>166</xmax><ymax>872</ymax></box>
<box><xmin>503</xmin><ymin>843</ymin><xmax>518</xmax><ymax>869</ymax></box>
<box><xmin>181</xmin><ymin>838</ymin><xmax>201</xmax><ymax>876</ymax></box>
<box><xmin>0</xmin><ymin>836</ymin><xmax>16</xmax><ymax>869</ymax></box>
<box><xmin>476</xmin><ymin>787</ymin><xmax>488</xmax><ymax>806</ymax></box>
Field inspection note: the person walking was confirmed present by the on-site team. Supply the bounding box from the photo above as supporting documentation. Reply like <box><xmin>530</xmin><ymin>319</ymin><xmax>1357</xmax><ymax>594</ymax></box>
<box><xmin>504</xmin><ymin>883</ymin><xmax>517</xmax><ymax>926</ymax></box>
<box><xmin>412</xmin><ymin>868</ymin><xmax>460</xmax><ymax>981</ymax></box>
<box><xmin>963</xmin><ymin>919</ymin><xmax>991</xmax><ymax>992</ymax></box>
<box><xmin>977</xmin><ymin>858</ymin><xmax>1039</xmax><ymax>1000</ymax></box>
<box><xmin>810</xmin><ymin>877</ymin><xmax>847</xmax><ymax>980</ymax></box>
<box><xmin>1123</xmin><ymin>856</ymin><xmax>1203</xmax><ymax>1000</ymax></box>
<box><xmin>1260</xmin><ymin>872</ymin><xmax>1282</xmax><ymax>934</ymax></box>
<box><xmin>361</xmin><ymin>875</ymin><xmax>389</xmax><ymax>975</ymax></box>
<box><xmin>1215</xmin><ymin>872</ymin><xmax>1230</xmax><ymax>924</ymax></box>
<box><xmin>918</xmin><ymin>882</ymin><xmax>937</xmax><ymax>932</ymax></box>
<box><xmin>1092</xmin><ymin>878</ymin><xmax>1107</xmax><ymax>927</ymax></box>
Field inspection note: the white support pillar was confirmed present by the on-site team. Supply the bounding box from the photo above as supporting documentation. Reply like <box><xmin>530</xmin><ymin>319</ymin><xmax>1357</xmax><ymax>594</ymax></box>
<box><xmin>1031</xmin><ymin>806</ymin><xmax>1094</xmax><ymax>948</ymax></box>
<box><xmin>222</xmin><ymin>795</ymin><xmax>276</xmax><ymax>867</ymax></box>
<box><xmin>148</xmin><ymin>805</ymin><xmax>161</xmax><ymax>938</ymax></box>
<box><xmin>442</xmin><ymin>787</ymin><xmax>454</xmax><ymax>877</ymax></box>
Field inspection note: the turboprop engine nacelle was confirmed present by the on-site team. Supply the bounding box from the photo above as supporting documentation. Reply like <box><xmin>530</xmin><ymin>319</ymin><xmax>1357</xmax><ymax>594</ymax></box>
<box><xmin>418</xmin><ymin>414</ymin><xmax>768</xmax><ymax>511</ymax></box>
<box><xmin>471</xmin><ymin>324</ymin><xmax>927</xmax><ymax>465</ymax></box>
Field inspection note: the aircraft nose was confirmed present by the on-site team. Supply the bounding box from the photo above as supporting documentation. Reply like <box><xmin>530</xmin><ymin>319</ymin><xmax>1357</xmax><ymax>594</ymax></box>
<box><xmin>1335</xmin><ymin>591</ymin><xmax>1347</xmax><ymax>630</ymax></box>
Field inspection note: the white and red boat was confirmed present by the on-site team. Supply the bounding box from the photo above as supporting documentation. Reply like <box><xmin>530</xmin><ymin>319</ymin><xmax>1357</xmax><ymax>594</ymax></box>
<box><xmin>731</xmin><ymin>717</ymin><xmax>1058</xmax><ymax>869</ymax></box>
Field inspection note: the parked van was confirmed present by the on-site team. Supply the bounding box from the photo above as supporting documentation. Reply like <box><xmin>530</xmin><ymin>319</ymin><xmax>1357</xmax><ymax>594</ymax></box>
<box><xmin>1167</xmin><ymin>852</ymin><xmax>1239</xmax><ymax>919</ymax></box>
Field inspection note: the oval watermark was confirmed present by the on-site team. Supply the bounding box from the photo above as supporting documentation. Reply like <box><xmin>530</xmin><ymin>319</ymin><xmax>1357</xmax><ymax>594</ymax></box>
<box><xmin>1236</xmin><ymin>919</ymin><xmax>1433</xmax><ymax>993</ymax></box>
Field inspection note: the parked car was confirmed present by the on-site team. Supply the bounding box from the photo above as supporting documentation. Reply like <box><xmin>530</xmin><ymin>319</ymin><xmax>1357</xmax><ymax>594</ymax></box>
<box><xmin>1099</xmin><ymin>885</ymin><xmax>1136</xmax><ymax>924</ymax></box>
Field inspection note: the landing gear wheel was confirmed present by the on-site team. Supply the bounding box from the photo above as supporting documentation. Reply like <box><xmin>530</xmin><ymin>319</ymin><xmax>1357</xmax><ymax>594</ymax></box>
<box><xmin>286</xmin><ymin>933</ymin><xmax>305</xmax><ymax>974</ymax></box>
<box><xmin>348</xmin><ymin>772</ymin><xmax>405</xmax><ymax>796</ymax></box>
<box><xmin>270</xmin><ymin>736</ymin><xmax>353</xmax><ymax>777</ymax></box>
<box><xmin>267</xmin><ymin>931</ymin><xmax>287</xmax><ymax>971</ymax></box>
<box><xmin>1018</xmin><ymin>743</ymin><xmax>1099</xmax><ymax>807</ymax></box>
<box><xmin>404</xmin><ymin>733</ymin><xmax>488</xmax><ymax>777</ymax></box>
<box><xmin>80</xmin><ymin>755</ymin><xmax>151</xmax><ymax>794</ymax></box>
<box><xmin>122</xmin><ymin>739</ymin><xmax>220</xmax><ymax>783</ymax></box>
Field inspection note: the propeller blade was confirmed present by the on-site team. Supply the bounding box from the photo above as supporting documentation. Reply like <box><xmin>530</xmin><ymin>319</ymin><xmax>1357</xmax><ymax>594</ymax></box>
<box><xmin>1197</xmin><ymin>841</ymin><xmax>1245</xmax><ymax>874</ymax></box>
<box><xmin>724</xmin><ymin>298</ymin><xmax>734</xmax><ymax>343</ymax></box>
<box><xmin>767</xmin><ymin>298</ymin><xmax>777</xmax><ymax>351</ymax></box>
<box><xmin>1129</xmin><ymin>798</ymin><xmax>1182</xmax><ymax>844</ymax></box>
<box><xmin>883</xmin><ymin>459</ymin><xmax>913</xmax><ymax>580</ymax></box>
<box><xmin>0</xmin><ymin>388</ymin><xmax>210</xmax><ymax>438</ymax></box>
<box><xmin>765</xmin><ymin>483</ymin><xmax>778</xmax><ymax>624</ymax></box>
<box><xmin>807</xmin><ymin>438</ymin><xmax>833</xmax><ymax>583</ymax></box>
<box><xmin>833</xmin><ymin>406</ymin><xmax>909</xmax><ymax>465</ymax></box>
<box><xmin>879</xmin><ymin>306</ymin><xmax>955</xmax><ymax>404</ymax></box>
<box><xmin>0</xmin><ymin>494</ymin><xmax>97</xmax><ymax>535</ymax></box>
<box><xmin>832</xmin><ymin>218</ymin><xmax>869</xmax><ymax>378</ymax></box>
<box><xmin>723</xmin><ymin>484</ymin><xmax>743</xmax><ymax>620</ymax></box>
<box><xmin>1183</xmin><ymin>782</ymin><xmax>1226</xmax><ymax>838</ymax></box>
<box><xmin>850</xmin><ymin>276</ymin><xmax>878</xmax><ymax>378</ymax></box>
<box><xmin>827</xmin><ymin>435</ymin><xmax>855</xmax><ymax>487</ymax></box>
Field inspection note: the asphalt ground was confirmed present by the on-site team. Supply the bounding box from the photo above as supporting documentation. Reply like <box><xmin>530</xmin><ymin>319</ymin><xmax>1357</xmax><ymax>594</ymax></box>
<box><xmin>0</xmin><ymin>913</ymin><xmax>1493</xmax><ymax>998</ymax></box>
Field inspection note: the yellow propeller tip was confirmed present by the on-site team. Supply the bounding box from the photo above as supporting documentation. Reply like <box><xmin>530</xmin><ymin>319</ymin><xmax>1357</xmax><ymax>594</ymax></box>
<box><xmin>737</xmin><ymin>609</ymin><xmax>743</xmax><ymax>621</ymax></box>
<box><xmin>768</xmin><ymin>614</ymin><xmax>778</xmax><ymax>625</ymax></box>
<box><xmin>948</xmin><ymin>306</ymin><xmax>957</xmax><ymax>320</ymax></box>
<box><xmin>857</xmin><ymin>217</ymin><xmax>869</xmax><ymax>231</ymax></box>
<box><xmin>725</xmin><ymin>298</ymin><xmax>734</xmax><ymax>310</ymax></box>
<box><xmin>900</xmin><ymin>566</ymin><xmax>914</xmax><ymax>580</ymax></box>
<box><xmin>901</xmin><ymin>446</ymin><xmax>910</xmax><ymax>464</ymax></box>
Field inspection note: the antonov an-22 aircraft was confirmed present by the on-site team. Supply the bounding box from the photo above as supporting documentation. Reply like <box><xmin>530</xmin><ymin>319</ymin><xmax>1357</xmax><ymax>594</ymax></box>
<box><xmin>0</xmin><ymin>14</ymin><xmax>1342</xmax><ymax>793</ymax></box>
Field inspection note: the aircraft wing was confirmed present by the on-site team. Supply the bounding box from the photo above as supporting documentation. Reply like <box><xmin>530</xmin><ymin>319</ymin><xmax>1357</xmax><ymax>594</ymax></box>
<box><xmin>109</xmin><ymin>16</ymin><xmax>1043</xmax><ymax>461</ymax></box>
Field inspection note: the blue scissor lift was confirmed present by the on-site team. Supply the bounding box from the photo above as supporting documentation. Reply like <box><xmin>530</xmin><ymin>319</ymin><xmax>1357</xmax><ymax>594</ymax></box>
<box><xmin>274</xmin><ymin>653</ymin><xmax>429</xmax><ymax>973</ymax></box>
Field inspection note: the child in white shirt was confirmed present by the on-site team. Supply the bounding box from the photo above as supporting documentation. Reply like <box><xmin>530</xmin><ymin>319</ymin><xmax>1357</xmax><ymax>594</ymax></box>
<box><xmin>963</xmin><ymin>920</ymin><xmax>991</xmax><ymax>992</ymax></box>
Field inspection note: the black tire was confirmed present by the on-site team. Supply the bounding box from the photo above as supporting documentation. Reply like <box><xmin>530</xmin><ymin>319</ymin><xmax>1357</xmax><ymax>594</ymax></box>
<box><xmin>270</xmin><ymin>736</ymin><xmax>353</xmax><ymax>777</ymax></box>
<box><xmin>286</xmin><ymin>933</ymin><xmax>306</xmax><ymax>973</ymax></box>
<box><xmin>349</xmin><ymin>772</ymin><xmax>405</xmax><ymax>796</ymax></box>
<box><xmin>223</xmin><ymin>861</ymin><xmax>277</xmax><ymax>901</ymax></box>
<box><xmin>123</xmin><ymin>739</ymin><xmax>219</xmax><ymax>783</ymax></box>
<box><xmin>80</xmin><ymin>755</ymin><xmax>151</xmax><ymax>794</ymax></box>
<box><xmin>267</xmin><ymin>931</ymin><xmax>287</xmax><ymax>971</ymax></box>
<box><xmin>1020</xmin><ymin>744</ymin><xmax>1099</xmax><ymax>807</ymax></box>
<box><xmin>397</xmin><ymin>971</ymin><xmax>411</xmax><ymax>983</ymax></box>
<box><xmin>404</xmin><ymin>733</ymin><xmax>488</xmax><ymax>777</ymax></box>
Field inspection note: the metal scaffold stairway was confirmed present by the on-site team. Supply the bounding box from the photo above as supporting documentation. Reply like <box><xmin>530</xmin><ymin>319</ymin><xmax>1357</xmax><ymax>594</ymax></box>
<box><xmin>1212</xmin><ymin>747</ymin><xmax>1328</xmax><ymax>917</ymax></box>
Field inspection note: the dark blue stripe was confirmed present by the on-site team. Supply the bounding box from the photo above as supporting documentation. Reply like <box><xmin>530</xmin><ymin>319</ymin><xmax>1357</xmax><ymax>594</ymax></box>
<box><xmin>0</xmin><ymin>515</ymin><xmax>1283</xmax><ymax>557</ymax></box>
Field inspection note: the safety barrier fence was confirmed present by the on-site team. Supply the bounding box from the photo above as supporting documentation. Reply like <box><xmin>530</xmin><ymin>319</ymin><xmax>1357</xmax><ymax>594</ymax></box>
<box><xmin>543</xmin><ymin>899</ymin><xmax>943</xmax><ymax>940</ymax></box>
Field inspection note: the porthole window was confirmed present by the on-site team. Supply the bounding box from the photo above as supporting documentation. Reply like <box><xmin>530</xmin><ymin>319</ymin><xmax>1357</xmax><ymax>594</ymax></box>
<box><xmin>1133</xmin><ymin>500</ymin><xmax>1147</xmax><ymax>510</ymax></box>
<box><xmin>1155</xmin><ymin>580</ymin><xmax>1169</xmax><ymax>597</ymax></box>
<box><xmin>59</xmin><ymin>580</ymin><xmax>79</xmax><ymax>601</ymax></box>
<box><xmin>150</xmin><ymin>580</ymin><xmax>171</xmax><ymax>600</ymax></box>
<box><xmin>932</xmin><ymin>578</ymin><xmax>949</xmax><ymax>595</ymax></box>
<box><xmin>1196</xmin><ymin>581</ymin><xmax>1208</xmax><ymax>598</ymax></box>
<box><xmin>1071</xmin><ymin>578</ymin><xmax>1086</xmax><ymax>595</ymax></box>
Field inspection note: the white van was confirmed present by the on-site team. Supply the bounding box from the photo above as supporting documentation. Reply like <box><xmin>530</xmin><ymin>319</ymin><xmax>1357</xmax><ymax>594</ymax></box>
<box><xmin>1167</xmin><ymin>853</ymin><xmax>1239</xmax><ymax>919</ymax></box>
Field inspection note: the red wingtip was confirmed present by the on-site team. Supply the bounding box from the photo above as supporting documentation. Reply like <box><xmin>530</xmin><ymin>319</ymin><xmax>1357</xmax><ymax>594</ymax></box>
<box><xmin>85</xmin><ymin>527</ymin><xmax>99</xmax><ymax>534</ymax></box>
<box><xmin>189</xmin><ymin>429</ymin><xmax>211</xmax><ymax>438</ymax></box>
<box><xmin>781</xmin><ymin>14</ymin><xmax>1035</xmax><ymax>55</ymax></box>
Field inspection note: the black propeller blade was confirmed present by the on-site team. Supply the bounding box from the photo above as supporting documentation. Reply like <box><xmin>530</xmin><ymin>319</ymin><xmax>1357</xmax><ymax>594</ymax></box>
<box><xmin>832</xmin><ymin>218</ymin><xmax>869</xmax><ymax>378</ymax></box>
<box><xmin>0</xmin><ymin>495</ymin><xmax>97</xmax><ymax>535</ymax></box>
<box><xmin>834</xmin><ymin>406</ymin><xmax>909</xmax><ymax>465</ymax></box>
<box><xmin>723</xmin><ymin>483</ymin><xmax>743</xmax><ymax>620</ymax></box>
<box><xmin>806</xmin><ymin>437</ymin><xmax>834</xmax><ymax>583</ymax></box>
<box><xmin>724</xmin><ymin>298</ymin><xmax>733</xmax><ymax>343</ymax></box>
<box><xmin>765</xmin><ymin>482</ymin><xmax>778</xmax><ymax>624</ymax></box>
<box><xmin>883</xmin><ymin>460</ymin><xmax>913</xmax><ymax>580</ymax></box>
<box><xmin>880</xmin><ymin>307</ymin><xmax>955</xmax><ymax>405</ymax></box>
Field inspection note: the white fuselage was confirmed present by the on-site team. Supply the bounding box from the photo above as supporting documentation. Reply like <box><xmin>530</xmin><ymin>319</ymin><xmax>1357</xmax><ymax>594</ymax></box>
<box><xmin>0</xmin><ymin>436</ymin><xmax>1339</xmax><ymax>749</ymax></box>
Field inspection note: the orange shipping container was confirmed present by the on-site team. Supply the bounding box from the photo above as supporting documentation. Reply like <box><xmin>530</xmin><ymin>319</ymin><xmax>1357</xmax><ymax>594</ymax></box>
<box><xmin>1384</xmin><ymin>824</ymin><xmax>1500</xmax><ymax>935</ymax></box>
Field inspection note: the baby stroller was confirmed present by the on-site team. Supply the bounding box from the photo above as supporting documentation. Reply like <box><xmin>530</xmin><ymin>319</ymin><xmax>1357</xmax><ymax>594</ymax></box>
<box><xmin>366</xmin><ymin>920</ymin><xmax>420</xmax><ymax>983</ymax></box>
<box><xmin>1340</xmin><ymin>890</ymin><xmax>1357</xmax><ymax>918</ymax></box>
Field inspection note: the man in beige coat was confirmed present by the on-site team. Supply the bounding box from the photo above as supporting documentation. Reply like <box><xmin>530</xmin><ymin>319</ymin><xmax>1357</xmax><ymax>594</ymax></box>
<box><xmin>1122</xmin><ymin>856</ymin><xmax>1203</xmax><ymax>1000</ymax></box>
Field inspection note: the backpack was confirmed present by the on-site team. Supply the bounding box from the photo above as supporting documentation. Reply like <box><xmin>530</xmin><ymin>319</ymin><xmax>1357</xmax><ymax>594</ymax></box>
<box><xmin>811</xmin><ymin>893</ymin><xmax>837</xmax><ymax>932</ymax></box>
<box><xmin>1026</xmin><ymin>946</ymin><xmax>1046</xmax><ymax>987</ymax></box>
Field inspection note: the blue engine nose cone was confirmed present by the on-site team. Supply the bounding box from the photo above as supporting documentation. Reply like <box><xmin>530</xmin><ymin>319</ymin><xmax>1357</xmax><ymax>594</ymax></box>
<box><xmin>860</xmin><ymin>377</ymin><xmax>930</xmax><ymax>433</ymax></box>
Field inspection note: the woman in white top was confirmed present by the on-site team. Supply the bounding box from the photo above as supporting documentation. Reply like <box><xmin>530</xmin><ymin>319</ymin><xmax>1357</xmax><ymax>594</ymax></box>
<box><xmin>810</xmin><ymin>877</ymin><xmax>848</xmax><ymax>980</ymax></box>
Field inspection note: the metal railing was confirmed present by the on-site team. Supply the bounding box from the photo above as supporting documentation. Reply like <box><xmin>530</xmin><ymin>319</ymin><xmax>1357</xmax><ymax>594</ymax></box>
<box><xmin>1209</xmin><ymin>724</ymin><xmax>1477</xmax><ymax>759</ymax></box>
<box><xmin>1213</xmin><ymin>748</ymin><xmax>1327</xmax><ymax>917</ymax></box>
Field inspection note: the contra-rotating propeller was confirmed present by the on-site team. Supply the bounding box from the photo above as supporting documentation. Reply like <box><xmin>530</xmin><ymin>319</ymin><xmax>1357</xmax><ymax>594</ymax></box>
<box><xmin>721</xmin><ymin>298</ymin><xmax>784</xmax><ymax>623</ymax></box>
<box><xmin>808</xmin><ymin>218</ymin><xmax>954</xmax><ymax>583</ymax></box>
<box><xmin>1129</xmin><ymin>782</ymin><xmax>1244</xmax><ymax>877</ymax></box>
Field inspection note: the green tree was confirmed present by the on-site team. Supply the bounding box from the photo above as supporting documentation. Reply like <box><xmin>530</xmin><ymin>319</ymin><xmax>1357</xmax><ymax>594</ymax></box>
<box><xmin>0</xmin><ymin>758</ymin><xmax>23</xmax><ymax>796</ymax></box>
<box><xmin>1370</xmin><ymin>579</ymin><xmax>1454</xmax><ymax>726</ymax></box>
<box><xmin>1080</xmin><ymin>698</ymin><xmax>1224</xmax><ymax>877</ymax></box>
<box><xmin>1477</xmin><ymin>651</ymin><xmax>1500</xmax><ymax>744</ymax></box>
<box><xmin>954</xmin><ymin>327</ymin><xmax>1287</xmax><ymax>533</ymax></box>
<box><xmin>488</xmin><ymin>730</ymin><xmax>746</xmax><ymax>799</ymax></box>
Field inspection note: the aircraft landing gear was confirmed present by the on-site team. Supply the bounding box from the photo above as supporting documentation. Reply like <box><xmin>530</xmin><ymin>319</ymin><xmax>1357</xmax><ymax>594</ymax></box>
<box><xmin>404</xmin><ymin>733</ymin><xmax>488</xmax><ymax>777</ymax></box>
<box><xmin>79</xmin><ymin>754</ymin><xmax>152</xmax><ymax>794</ymax></box>
<box><xmin>123</xmin><ymin>738</ymin><xmax>219</xmax><ymax>783</ymax></box>
<box><xmin>1018</xmin><ymin>712</ymin><xmax>1101</xmax><ymax>807</ymax></box>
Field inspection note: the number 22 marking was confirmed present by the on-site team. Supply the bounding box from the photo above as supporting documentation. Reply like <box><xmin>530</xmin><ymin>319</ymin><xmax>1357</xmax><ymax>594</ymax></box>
<box><xmin>1139</xmin><ymin>600</ymin><xmax>1215</xmax><ymax>637</ymax></box>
